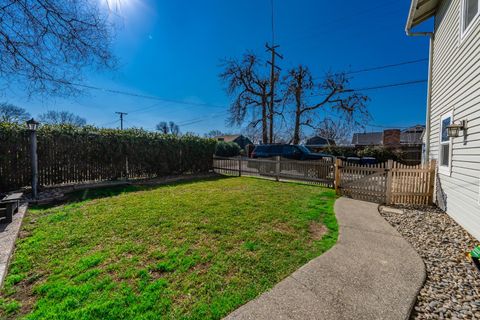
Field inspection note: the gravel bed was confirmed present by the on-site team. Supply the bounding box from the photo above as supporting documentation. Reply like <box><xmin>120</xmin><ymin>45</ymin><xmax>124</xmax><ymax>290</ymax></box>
<box><xmin>380</xmin><ymin>206</ymin><xmax>480</xmax><ymax>319</ymax></box>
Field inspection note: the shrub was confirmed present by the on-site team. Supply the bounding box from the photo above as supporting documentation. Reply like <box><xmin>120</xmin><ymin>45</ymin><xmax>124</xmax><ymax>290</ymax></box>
<box><xmin>320</xmin><ymin>146</ymin><xmax>358</xmax><ymax>157</ymax></box>
<box><xmin>0</xmin><ymin>123</ymin><xmax>217</xmax><ymax>192</ymax></box>
<box><xmin>214</xmin><ymin>141</ymin><xmax>241</xmax><ymax>157</ymax></box>
<box><xmin>357</xmin><ymin>146</ymin><xmax>401</xmax><ymax>163</ymax></box>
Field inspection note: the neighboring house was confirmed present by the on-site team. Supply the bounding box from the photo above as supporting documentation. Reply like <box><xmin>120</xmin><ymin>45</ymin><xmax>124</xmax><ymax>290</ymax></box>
<box><xmin>351</xmin><ymin>126</ymin><xmax>425</xmax><ymax>164</ymax></box>
<box><xmin>351</xmin><ymin>126</ymin><xmax>425</xmax><ymax>147</ymax></box>
<box><xmin>304</xmin><ymin>136</ymin><xmax>336</xmax><ymax>153</ymax></box>
<box><xmin>305</xmin><ymin>135</ymin><xmax>335</xmax><ymax>146</ymax></box>
<box><xmin>351</xmin><ymin>132</ymin><xmax>384</xmax><ymax>147</ymax></box>
<box><xmin>406</xmin><ymin>0</ymin><xmax>480</xmax><ymax>239</ymax></box>
<box><xmin>214</xmin><ymin>135</ymin><xmax>253</xmax><ymax>150</ymax></box>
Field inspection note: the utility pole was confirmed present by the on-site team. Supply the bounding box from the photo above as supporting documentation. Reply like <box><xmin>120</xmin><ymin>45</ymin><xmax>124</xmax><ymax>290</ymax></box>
<box><xmin>115</xmin><ymin>112</ymin><xmax>128</xmax><ymax>130</ymax></box>
<box><xmin>266</xmin><ymin>44</ymin><xmax>283</xmax><ymax>144</ymax></box>
<box><xmin>266</xmin><ymin>0</ymin><xmax>283</xmax><ymax>144</ymax></box>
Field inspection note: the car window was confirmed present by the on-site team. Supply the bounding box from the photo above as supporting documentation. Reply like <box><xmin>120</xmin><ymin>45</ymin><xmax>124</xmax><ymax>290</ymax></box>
<box><xmin>297</xmin><ymin>145</ymin><xmax>311</xmax><ymax>154</ymax></box>
<box><xmin>271</xmin><ymin>146</ymin><xmax>280</xmax><ymax>153</ymax></box>
<box><xmin>282</xmin><ymin>145</ymin><xmax>296</xmax><ymax>153</ymax></box>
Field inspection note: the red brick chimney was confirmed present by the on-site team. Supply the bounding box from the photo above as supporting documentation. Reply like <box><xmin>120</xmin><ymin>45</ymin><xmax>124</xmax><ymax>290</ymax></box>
<box><xmin>383</xmin><ymin>129</ymin><xmax>401</xmax><ymax>146</ymax></box>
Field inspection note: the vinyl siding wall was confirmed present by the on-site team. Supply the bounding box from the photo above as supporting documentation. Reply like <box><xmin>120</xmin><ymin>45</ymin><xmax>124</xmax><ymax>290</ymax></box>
<box><xmin>430</xmin><ymin>0</ymin><xmax>480</xmax><ymax>239</ymax></box>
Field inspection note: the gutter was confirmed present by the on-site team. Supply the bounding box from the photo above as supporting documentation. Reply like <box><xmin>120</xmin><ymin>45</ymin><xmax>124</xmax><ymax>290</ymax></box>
<box><xmin>406</xmin><ymin>29</ymin><xmax>434</xmax><ymax>163</ymax></box>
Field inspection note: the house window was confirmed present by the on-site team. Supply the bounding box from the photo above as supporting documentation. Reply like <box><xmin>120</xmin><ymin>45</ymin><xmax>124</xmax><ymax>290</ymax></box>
<box><xmin>439</xmin><ymin>112</ymin><xmax>452</xmax><ymax>174</ymax></box>
<box><xmin>462</xmin><ymin>0</ymin><xmax>479</xmax><ymax>36</ymax></box>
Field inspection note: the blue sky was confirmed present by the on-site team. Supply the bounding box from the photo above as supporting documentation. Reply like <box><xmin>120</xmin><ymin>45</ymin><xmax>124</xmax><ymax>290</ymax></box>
<box><xmin>5</xmin><ymin>0</ymin><xmax>432</xmax><ymax>135</ymax></box>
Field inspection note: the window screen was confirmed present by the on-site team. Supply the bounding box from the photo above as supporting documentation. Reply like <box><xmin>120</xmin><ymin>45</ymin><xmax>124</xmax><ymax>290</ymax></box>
<box><xmin>440</xmin><ymin>144</ymin><xmax>450</xmax><ymax>167</ymax></box>
<box><xmin>439</xmin><ymin>114</ymin><xmax>452</xmax><ymax>170</ymax></box>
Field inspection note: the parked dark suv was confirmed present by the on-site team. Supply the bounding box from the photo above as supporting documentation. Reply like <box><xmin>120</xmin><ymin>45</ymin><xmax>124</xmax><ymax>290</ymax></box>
<box><xmin>251</xmin><ymin>144</ymin><xmax>332</xmax><ymax>160</ymax></box>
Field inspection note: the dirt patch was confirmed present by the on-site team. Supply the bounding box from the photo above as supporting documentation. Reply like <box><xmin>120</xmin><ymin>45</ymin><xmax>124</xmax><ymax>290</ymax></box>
<box><xmin>3</xmin><ymin>278</ymin><xmax>38</xmax><ymax>319</ymax></box>
<box><xmin>191</xmin><ymin>262</ymin><xmax>211</xmax><ymax>275</ymax></box>
<box><xmin>309</xmin><ymin>222</ymin><xmax>328</xmax><ymax>240</ymax></box>
<box><xmin>274</xmin><ymin>222</ymin><xmax>295</xmax><ymax>234</ymax></box>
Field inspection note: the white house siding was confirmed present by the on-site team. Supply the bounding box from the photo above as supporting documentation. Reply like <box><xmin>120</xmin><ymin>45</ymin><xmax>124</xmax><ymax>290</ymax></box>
<box><xmin>429</xmin><ymin>0</ymin><xmax>480</xmax><ymax>239</ymax></box>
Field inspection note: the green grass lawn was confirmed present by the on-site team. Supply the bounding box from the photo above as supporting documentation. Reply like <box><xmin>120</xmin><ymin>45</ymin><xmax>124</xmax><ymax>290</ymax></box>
<box><xmin>0</xmin><ymin>177</ymin><xmax>337</xmax><ymax>320</ymax></box>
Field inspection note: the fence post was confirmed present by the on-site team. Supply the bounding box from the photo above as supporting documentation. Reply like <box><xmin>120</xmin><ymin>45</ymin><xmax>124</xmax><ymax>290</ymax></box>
<box><xmin>428</xmin><ymin>159</ymin><xmax>436</xmax><ymax>205</ymax></box>
<box><xmin>385</xmin><ymin>159</ymin><xmax>394</xmax><ymax>205</ymax></box>
<box><xmin>125</xmin><ymin>156</ymin><xmax>129</xmax><ymax>180</ymax></box>
<box><xmin>335</xmin><ymin>158</ymin><xmax>341</xmax><ymax>195</ymax></box>
<box><xmin>275</xmin><ymin>156</ymin><xmax>280</xmax><ymax>181</ymax></box>
<box><xmin>238</xmin><ymin>157</ymin><xmax>242</xmax><ymax>177</ymax></box>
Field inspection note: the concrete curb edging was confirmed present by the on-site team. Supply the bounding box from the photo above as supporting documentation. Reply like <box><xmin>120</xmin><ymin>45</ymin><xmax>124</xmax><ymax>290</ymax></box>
<box><xmin>0</xmin><ymin>203</ymin><xmax>28</xmax><ymax>287</ymax></box>
<box><xmin>225</xmin><ymin>197</ymin><xmax>427</xmax><ymax>320</ymax></box>
<box><xmin>377</xmin><ymin>204</ymin><xmax>427</xmax><ymax>320</ymax></box>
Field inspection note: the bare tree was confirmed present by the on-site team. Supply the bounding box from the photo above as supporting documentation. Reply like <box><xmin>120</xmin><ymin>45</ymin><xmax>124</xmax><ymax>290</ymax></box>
<box><xmin>316</xmin><ymin>118</ymin><xmax>353</xmax><ymax>145</ymax></box>
<box><xmin>156</xmin><ymin>121</ymin><xmax>169</xmax><ymax>134</ymax></box>
<box><xmin>240</xmin><ymin>123</ymin><xmax>263</xmax><ymax>145</ymax></box>
<box><xmin>0</xmin><ymin>1</ymin><xmax>115</xmax><ymax>96</ymax></box>
<box><xmin>169</xmin><ymin>121</ymin><xmax>180</xmax><ymax>136</ymax></box>
<box><xmin>220</xmin><ymin>53</ymin><xmax>271</xmax><ymax>144</ymax></box>
<box><xmin>204</xmin><ymin>130</ymin><xmax>225</xmax><ymax>138</ymax></box>
<box><xmin>156</xmin><ymin>121</ymin><xmax>180</xmax><ymax>135</ymax></box>
<box><xmin>283</xmin><ymin>65</ymin><xmax>370</xmax><ymax>144</ymax></box>
<box><xmin>38</xmin><ymin>110</ymin><xmax>86</xmax><ymax>126</ymax></box>
<box><xmin>0</xmin><ymin>102</ymin><xmax>31</xmax><ymax>123</ymax></box>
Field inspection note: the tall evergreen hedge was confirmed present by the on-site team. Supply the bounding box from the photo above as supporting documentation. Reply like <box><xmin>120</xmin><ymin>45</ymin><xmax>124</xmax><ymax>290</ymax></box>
<box><xmin>0</xmin><ymin>123</ymin><xmax>216</xmax><ymax>192</ymax></box>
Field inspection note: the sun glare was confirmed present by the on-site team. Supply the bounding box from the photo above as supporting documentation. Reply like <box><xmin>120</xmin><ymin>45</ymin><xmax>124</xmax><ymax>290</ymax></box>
<box><xmin>102</xmin><ymin>0</ymin><xmax>139</xmax><ymax>15</ymax></box>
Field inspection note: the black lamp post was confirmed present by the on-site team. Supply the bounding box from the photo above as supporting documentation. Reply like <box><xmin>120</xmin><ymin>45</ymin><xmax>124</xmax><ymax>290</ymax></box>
<box><xmin>26</xmin><ymin>118</ymin><xmax>39</xmax><ymax>199</ymax></box>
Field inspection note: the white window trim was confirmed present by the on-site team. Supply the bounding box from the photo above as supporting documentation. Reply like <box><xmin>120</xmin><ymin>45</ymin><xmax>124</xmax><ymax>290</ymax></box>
<box><xmin>439</xmin><ymin>112</ymin><xmax>453</xmax><ymax>176</ymax></box>
<box><xmin>461</xmin><ymin>0</ymin><xmax>480</xmax><ymax>41</ymax></box>
<box><xmin>478</xmin><ymin>178</ymin><xmax>480</xmax><ymax>205</ymax></box>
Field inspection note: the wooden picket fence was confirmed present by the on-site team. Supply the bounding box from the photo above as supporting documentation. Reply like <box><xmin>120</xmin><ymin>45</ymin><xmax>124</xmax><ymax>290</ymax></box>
<box><xmin>336</xmin><ymin>160</ymin><xmax>388</xmax><ymax>204</ymax></box>
<box><xmin>214</xmin><ymin>156</ymin><xmax>437</xmax><ymax>206</ymax></box>
<box><xmin>335</xmin><ymin>159</ymin><xmax>436</xmax><ymax>205</ymax></box>
<box><xmin>213</xmin><ymin>156</ymin><xmax>335</xmax><ymax>187</ymax></box>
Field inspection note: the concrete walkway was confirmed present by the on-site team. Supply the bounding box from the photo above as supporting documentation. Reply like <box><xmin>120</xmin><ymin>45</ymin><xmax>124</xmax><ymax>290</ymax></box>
<box><xmin>0</xmin><ymin>204</ymin><xmax>27</xmax><ymax>286</ymax></box>
<box><xmin>225</xmin><ymin>198</ymin><xmax>425</xmax><ymax>320</ymax></box>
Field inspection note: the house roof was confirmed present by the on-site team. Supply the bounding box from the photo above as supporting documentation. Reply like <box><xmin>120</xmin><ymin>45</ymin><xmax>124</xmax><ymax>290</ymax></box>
<box><xmin>406</xmin><ymin>0</ymin><xmax>440</xmax><ymax>31</ymax></box>
<box><xmin>215</xmin><ymin>135</ymin><xmax>242</xmax><ymax>142</ymax></box>
<box><xmin>351</xmin><ymin>132</ymin><xmax>384</xmax><ymax>146</ymax></box>
<box><xmin>305</xmin><ymin>136</ymin><xmax>336</xmax><ymax>146</ymax></box>
<box><xmin>401</xmin><ymin>125</ymin><xmax>425</xmax><ymax>145</ymax></box>
<box><xmin>352</xmin><ymin>126</ymin><xmax>425</xmax><ymax>146</ymax></box>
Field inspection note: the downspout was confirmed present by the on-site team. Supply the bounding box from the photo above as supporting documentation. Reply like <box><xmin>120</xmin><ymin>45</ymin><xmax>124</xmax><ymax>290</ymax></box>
<box><xmin>406</xmin><ymin>30</ymin><xmax>434</xmax><ymax>163</ymax></box>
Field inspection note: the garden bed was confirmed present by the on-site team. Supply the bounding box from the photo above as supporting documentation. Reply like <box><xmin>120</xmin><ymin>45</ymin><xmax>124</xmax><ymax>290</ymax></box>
<box><xmin>0</xmin><ymin>177</ymin><xmax>337</xmax><ymax>319</ymax></box>
<box><xmin>380</xmin><ymin>206</ymin><xmax>480</xmax><ymax>319</ymax></box>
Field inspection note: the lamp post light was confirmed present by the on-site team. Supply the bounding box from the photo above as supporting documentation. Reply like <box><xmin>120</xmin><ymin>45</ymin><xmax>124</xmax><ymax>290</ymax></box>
<box><xmin>26</xmin><ymin>118</ymin><xmax>39</xmax><ymax>199</ymax></box>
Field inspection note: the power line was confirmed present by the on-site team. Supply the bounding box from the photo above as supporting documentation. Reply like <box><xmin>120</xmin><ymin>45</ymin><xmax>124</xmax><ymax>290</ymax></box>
<box><xmin>101</xmin><ymin>78</ymin><xmax>428</xmax><ymax>129</ymax></box>
<box><xmin>282</xmin><ymin>1</ymin><xmax>401</xmax><ymax>45</ymax></box>
<box><xmin>177</xmin><ymin>79</ymin><xmax>428</xmax><ymax>127</ymax></box>
<box><xmin>270</xmin><ymin>0</ymin><xmax>275</xmax><ymax>45</ymax></box>
<box><xmin>314</xmin><ymin>79</ymin><xmax>428</xmax><ymax>96</ymax></box>
<box><xmin>312</xmin><ymin>58</ymin><xmax>428</xmax><ymax>81</ymax></box>
<box><xmin>37</xmin><ymin>77</ymin><xmax>226</xmax><ymax>110</ymax></box>
<box><xmin>98</xmin><ymin>119</ymin><xmax>120</xmax><ymax>127</ymax></box>
<box><xmin>353</xmin><ymin>79</ymin><xmax>428</xmax><ymax>92</ymax></box>
<box><xmin>177</xmin><ymin>112</ymin><xmax>229</xmax><ymax>127</ymax></box>
<box><xmin>345</xmin><ymin>58</ymin><xmax>428</xmax><ymax>75</ymax></box>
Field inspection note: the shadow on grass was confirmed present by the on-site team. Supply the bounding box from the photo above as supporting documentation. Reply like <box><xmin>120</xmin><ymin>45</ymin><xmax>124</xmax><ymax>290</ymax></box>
<box><xmin>31</xmin><ymin>175</ymin><xmax>234</xmax><ymax>210</ymax></box>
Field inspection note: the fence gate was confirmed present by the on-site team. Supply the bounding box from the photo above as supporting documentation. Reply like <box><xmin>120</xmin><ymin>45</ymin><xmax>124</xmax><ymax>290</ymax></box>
<box><xmin>336</xmin><ymin>160</ymin><xmax>388</xmax><ymax>203</ymax></box>
<box><xmin>336</xmin><ymin>159</ymin><xmax>436</xmax><ymax>205</ymax></box>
